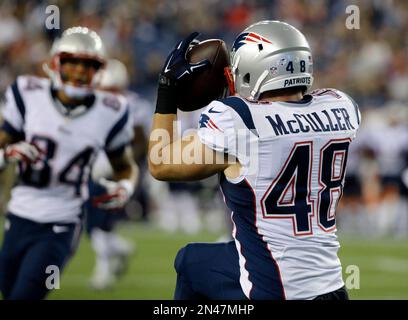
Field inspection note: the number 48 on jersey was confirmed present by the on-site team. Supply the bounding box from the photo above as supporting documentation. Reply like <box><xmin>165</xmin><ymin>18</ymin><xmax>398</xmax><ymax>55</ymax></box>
<box><xmin>261</xmin><ymin>139</ymin><xmax>350</xmax><ymax>236</ymax></box>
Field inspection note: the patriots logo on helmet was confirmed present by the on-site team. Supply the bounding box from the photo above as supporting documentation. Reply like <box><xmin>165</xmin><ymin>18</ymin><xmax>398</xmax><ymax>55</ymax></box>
<box><xmin>199</xmin><ymin>114</ymin><xmax>223</xmax><ymax>132</ymax></box>
<box><xmin>232</xmin><ymin>32</ymin><xmax>273</xmax><ymax>52</ymax></box>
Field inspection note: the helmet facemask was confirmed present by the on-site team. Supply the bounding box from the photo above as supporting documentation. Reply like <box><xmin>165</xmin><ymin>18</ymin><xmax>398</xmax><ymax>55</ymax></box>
<box><xmin>47</xmin><ymin>53</ymin><xmax>105</xmax><ymax>100</ymax></box>
<box><xmin>43</xmin><ymin>27</ymin><xmax>107</xmax><ymax>101</ymax></box>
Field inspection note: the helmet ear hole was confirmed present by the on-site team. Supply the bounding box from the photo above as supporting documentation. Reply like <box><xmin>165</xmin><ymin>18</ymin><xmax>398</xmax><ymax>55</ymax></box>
<box><xmin>243</xmin><ymin>73</ymin><xmax>250</xmax><ymax>84</ymax></box>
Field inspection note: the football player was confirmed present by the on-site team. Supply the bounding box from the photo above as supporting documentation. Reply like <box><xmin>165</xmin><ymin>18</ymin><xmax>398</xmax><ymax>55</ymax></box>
<box><xmin>0</xmin><ymin>27</ymin><xmax>138</xmax><ymax>300</ymax></box>
<box><xmin>86</xmin><ymin>58</ymin><xmax>152</xmax><ymax>290</ymax></box>
<box><xmin>148</xmin><ymin>21</ymin><xmax>361</xmax><ymax>300</ymax></box>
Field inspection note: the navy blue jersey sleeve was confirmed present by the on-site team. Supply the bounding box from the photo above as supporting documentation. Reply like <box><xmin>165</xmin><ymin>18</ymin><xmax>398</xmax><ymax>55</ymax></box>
<box><xmin>1</xmin><ymin>79</ymin><xmax>26</xmax><ymax>140</ymax></box>
<box><xmin>104</xmin><ymin>105</ymin><xmax>134</xmax><ymax>153</ymax></box>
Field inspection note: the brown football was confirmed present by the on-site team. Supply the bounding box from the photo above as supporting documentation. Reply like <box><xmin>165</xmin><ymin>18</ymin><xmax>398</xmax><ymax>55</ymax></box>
<box><xmin>177</xmin><ymin>39</ymin><xmax>230</xmax><ymax>111</ymax></box>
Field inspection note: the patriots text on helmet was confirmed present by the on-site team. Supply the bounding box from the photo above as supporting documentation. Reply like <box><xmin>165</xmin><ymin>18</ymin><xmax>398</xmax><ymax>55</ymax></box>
<box><xmin>283</xmin><ymin>77</ymin><xmax>312</xmax><ymax>87</ymax></box>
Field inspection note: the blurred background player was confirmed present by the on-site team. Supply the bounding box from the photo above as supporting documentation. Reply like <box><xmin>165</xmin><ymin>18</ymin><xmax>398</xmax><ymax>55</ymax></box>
<box><xmin>356</xmin><ymin>104</ymin><xmax>408</xmax><ymax>236</ymax></box>
<box><xmin>104</xmin><ymin>60</ymin><xmax>153</xmax><ymax>224</ymax></box>
<box><xmin>0</xmin><ymin>27</ymin><xmax>137</xmax><ymax>299</ymax></box>
<box><xmin>86</xmin><ymin>58</ymin><xmax>152</xmax><ymax>290</ymax></box>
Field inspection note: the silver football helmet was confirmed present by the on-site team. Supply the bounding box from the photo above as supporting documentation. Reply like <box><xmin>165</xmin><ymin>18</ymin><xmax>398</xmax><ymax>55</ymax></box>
<box><xmin>230</xmin><ymin>20</ymin><xmax>313</xmax><ymax>100</ymax></box>
<box><xmin>99</xmin><ymin>59</ymin><xmax>129</xmax><ymax>91</ymax></box>
<box><xmin>44</xmin><ymin>26</ymin><xmax>107</xmax><ymax>99</ymax></box>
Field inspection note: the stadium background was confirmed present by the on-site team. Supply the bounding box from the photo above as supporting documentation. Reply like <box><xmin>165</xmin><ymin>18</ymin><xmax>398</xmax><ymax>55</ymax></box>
<box><xmin>0</xmin><ymin>0</ymin><xmax>408</xmax><ymax>299</ymax></box>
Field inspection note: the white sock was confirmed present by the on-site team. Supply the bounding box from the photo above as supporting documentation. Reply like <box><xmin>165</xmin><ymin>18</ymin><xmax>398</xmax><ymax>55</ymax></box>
<box><xmin>90</xmin><ymin>228</ymin><xmax>112</xmax><ymax>277</ymax></box>
<box><xmin>107</xmin><ymin>233</ymin><xmax>133</xmax><ymax>255</ymax></box>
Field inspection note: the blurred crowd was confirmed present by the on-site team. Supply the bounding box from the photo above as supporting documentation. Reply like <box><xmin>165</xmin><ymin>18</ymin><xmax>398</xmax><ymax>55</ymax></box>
<box><xmin>0</xmin><ymin>0</ymin><xmax>408</xmax><ymax>237</ymax></box>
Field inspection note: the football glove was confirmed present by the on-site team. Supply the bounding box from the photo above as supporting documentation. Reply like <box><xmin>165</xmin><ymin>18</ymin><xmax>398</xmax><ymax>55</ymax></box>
<box><xmin>92</xmin><ymin>178</ymin><xmax>135</xmax><ymax>211</ymax></box>
<box><xmin>155</xmin><ymin>32</ymin><xmax>210</xmax><ymax>114</ymax></box>
<box><xmin>0</xmin><ymin>141</ymin><xmax>42</xmax><ymax>168</ymax></box>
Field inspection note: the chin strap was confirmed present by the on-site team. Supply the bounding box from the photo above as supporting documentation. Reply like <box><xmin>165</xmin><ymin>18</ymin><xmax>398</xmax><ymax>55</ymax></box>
<box><xmin>224</xmin><ymin>67</ymin><xmax>236</xmax><ymax>96</ymax></box>
<box><xmin>61</xmin><ymin>83</ymin><xmax>94</xmax><ymax>99</ymax></box>
<box><xmin>43</xmin><ymin>59</ymin><xmax>99</xmax><ymax>100</ymax></box>
<box><xmin>250</xmin><ymin>70</ymin><xmax>269</xmax><ymax>100</ymax></box>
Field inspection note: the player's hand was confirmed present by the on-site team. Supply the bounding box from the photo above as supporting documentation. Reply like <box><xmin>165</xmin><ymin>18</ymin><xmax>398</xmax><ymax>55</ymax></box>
<box><xmin>92</xmin><ymin>178</ymin><xmax>134</xmax><ymax>211</ymax></box>
<box><xmin>4</xmin><ymin>141</ymin><xmax>42</xmax><ymax>164</ymax></box>
<box><xmin>158</xmin><ymin>32</ymin><xmax>210</xmax><ymax>88</ymax></box>
<box><xmin>156</xmin><ymin>32</ymin><xmax>210</xmax><ymax>115</ymax></box>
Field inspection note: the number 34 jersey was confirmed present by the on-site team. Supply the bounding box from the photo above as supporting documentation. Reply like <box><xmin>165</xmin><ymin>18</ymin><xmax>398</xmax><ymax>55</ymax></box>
<box><xmin>1</xmin><ymin>76</ymin><xmax>133</xmax><ymax>224</ymax></box>
<box><xmin>198</xmin><ymin>89</ymin><xmax>361</xmax><ymax>300</ymax></box>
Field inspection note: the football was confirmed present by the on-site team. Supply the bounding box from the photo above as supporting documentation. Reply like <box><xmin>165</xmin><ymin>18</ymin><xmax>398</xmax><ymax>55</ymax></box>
<box><xmin>177</xmin><ymin>39</ymin><xmax>230</xmax><ymax>112</ymax></box>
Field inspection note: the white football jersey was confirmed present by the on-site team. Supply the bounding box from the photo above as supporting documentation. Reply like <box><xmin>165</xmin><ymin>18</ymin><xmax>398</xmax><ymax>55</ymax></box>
<box><xmin>1</xmin><ymin>75</ymin><xmax>133</xmax><ymax>223</ymax></box>
<box><xmin>91</xmin><ymin>90</ymin><xmax>153</xmax><ymax>180</ymax></box>
<box><xmin>126</xmin><ymin>90</ymin><xmax>153</xmax><ymax>135</ymax></box>
<box><xmin>197</xmin><ymin>89</ymin><xmax>361</xmax><ymax>300</ymax></box>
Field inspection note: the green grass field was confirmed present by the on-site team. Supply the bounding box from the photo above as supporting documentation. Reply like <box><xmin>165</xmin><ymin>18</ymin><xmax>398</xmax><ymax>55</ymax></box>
<box><xmin>1</xmin><ymin>219</ymin><xmax>408</xmax><ymax>300</ymax></box>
